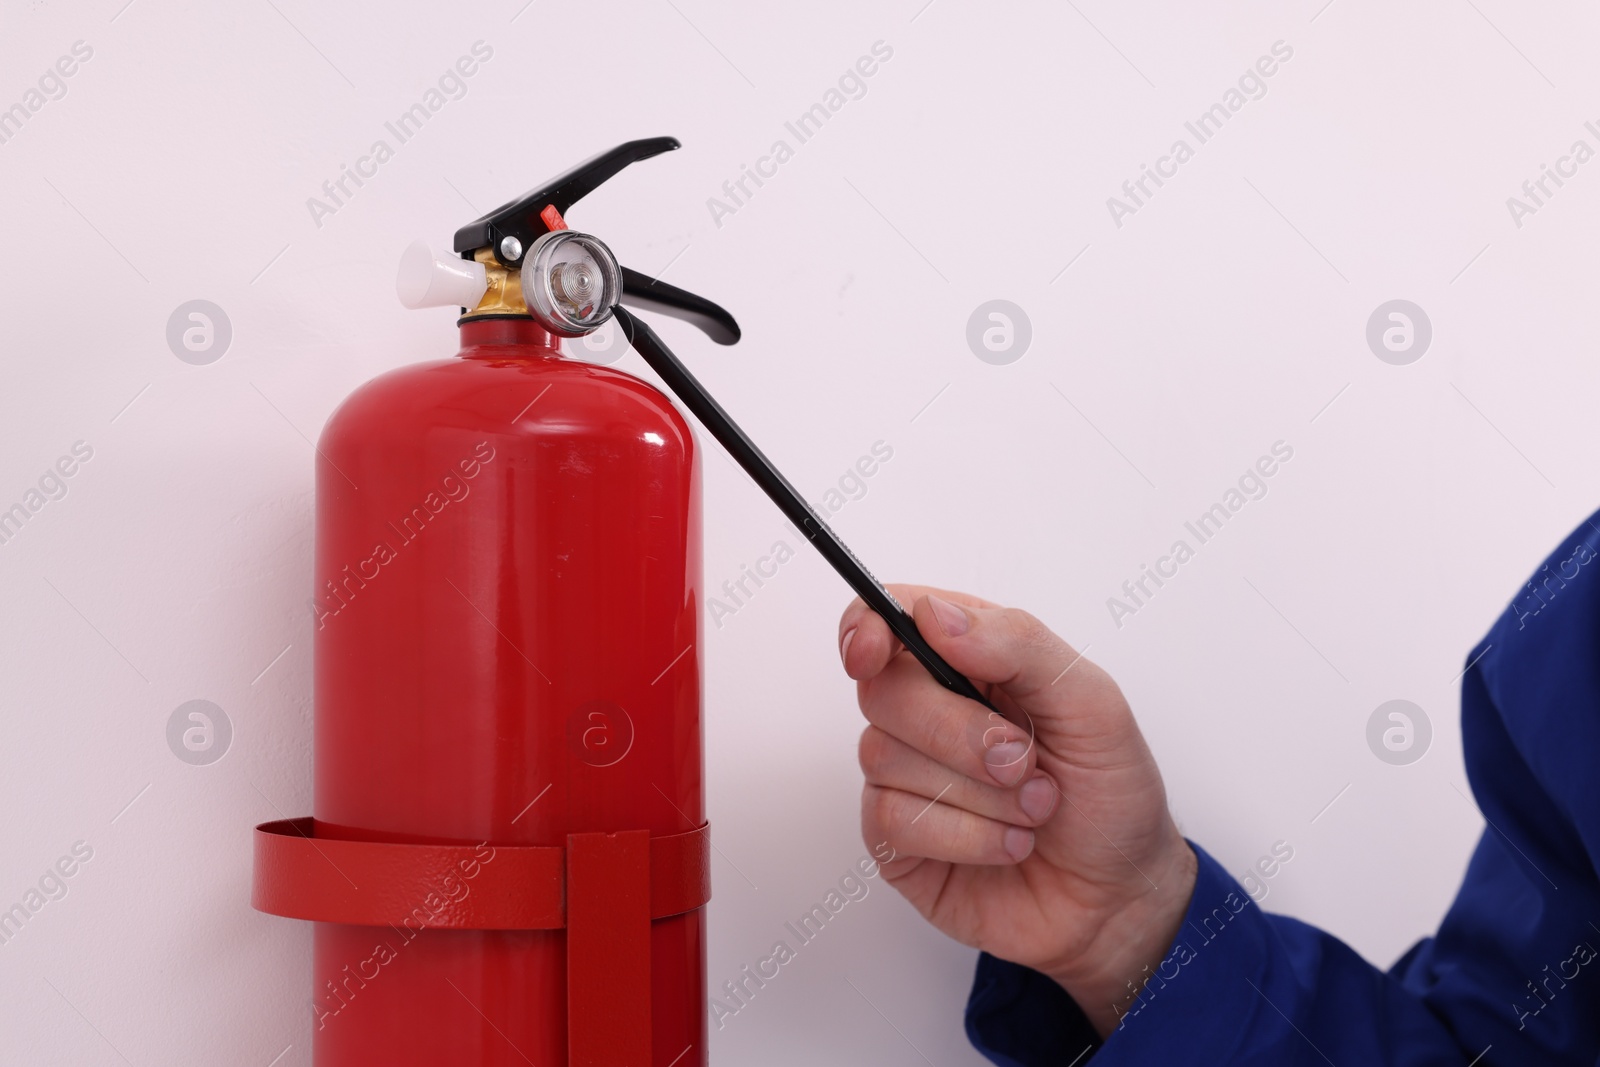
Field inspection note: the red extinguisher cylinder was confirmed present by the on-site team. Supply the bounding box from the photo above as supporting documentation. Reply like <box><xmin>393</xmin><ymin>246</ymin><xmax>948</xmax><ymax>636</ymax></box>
<box><xmin>304</xmin><ymin>318</ymin><xmax>706</xmax><ymax>1064</ymax></box>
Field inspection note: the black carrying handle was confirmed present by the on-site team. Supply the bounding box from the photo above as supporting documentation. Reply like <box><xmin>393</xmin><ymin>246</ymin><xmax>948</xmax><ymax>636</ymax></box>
<box><xmin>454</xmin><ymin>136</ymin><xmax>681</xmax><ymax>267</ymax></box>
<box><xmin>612</xmin><ymin>306</ymin><xmax>996</xmax><ymax>712</ymax></box>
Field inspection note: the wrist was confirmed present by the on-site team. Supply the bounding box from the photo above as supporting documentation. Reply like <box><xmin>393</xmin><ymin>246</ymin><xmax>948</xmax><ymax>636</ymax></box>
<box><xmin>1044</xmin><ymin>835</ymin><xmax>1198</xmax><ymax>1037</ymax></box>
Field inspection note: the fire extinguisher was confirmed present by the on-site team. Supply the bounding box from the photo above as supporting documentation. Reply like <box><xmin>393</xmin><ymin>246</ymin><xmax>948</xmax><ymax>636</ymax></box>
<box><xmin>251</xmin><ymin>137</ymin><xmax>741</xmax><ymax>1066</ymax></box>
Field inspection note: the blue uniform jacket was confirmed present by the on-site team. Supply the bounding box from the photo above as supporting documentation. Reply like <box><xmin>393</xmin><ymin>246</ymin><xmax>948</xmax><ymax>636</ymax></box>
<box><xmin>967</xmin><ymin>510</ymin><xmax>1600</xmax><ymax>1065</ymax></box>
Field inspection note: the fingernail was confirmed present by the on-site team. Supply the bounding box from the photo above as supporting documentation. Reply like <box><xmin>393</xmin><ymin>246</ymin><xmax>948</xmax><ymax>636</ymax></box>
<box><xmin>840</xmin><ymin>626</ymin><xmax>857</xmax><ymax>667</ymax></box>
<box><xmin>1019</xmin><ymin>777</ymin><xmax>1057</xmax><ymax>821</ymax></box>
<box><xmin>984</xmin><ymin>741</ymin><xmax>1029</xmax><ymax>785</ymax></box>
<box><xmin>927</xmin><ymin>594</ymin><xmax>969</xmax><ymax>637</ymax></box>
<box><xmin>1003</xmin><ymin>826</ymin><xmax>1035</xmax><ymax>862</ymax></box>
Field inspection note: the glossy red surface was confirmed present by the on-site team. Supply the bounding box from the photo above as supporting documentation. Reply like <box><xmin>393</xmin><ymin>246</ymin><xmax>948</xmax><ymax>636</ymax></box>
<box><xmin>310</xmin><ymin>318</ymin><xmax>705</xmax><ymax>1064</ymax></box>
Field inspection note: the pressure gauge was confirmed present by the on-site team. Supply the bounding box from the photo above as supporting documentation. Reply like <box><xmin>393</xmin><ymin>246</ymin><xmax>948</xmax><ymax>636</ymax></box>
<box><xmin>521</xmin><ymin>230</ymin><xmax>623</xmax><ymax>337</ymax></box>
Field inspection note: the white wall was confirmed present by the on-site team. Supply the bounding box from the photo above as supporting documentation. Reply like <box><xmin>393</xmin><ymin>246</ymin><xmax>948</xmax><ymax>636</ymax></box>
<box><xmin>2</xmin><ymin>0</ymin><xmax>1597</xmax><ymax>1062</ymax></box>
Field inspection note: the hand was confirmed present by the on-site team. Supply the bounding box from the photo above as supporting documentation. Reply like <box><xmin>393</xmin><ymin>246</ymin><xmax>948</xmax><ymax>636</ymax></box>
<box><xmin>839</xmin><ymin>585</ymin><xmax>1197</xmax><ymax>1035</ymax></box>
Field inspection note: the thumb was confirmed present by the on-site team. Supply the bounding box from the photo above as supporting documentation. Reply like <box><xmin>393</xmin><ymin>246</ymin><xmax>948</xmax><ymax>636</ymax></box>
<box><xmin>913</xmin><ymin>593</ymin><xmax>1121</xmax><ymax>737</ymax></box>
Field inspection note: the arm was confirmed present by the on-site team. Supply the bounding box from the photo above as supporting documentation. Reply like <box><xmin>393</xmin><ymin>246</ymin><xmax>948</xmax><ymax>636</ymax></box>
<box><xmin>841</xmin><ymin>566</ymin><xmax>1600</xmax><ymax>1065</ymax></box>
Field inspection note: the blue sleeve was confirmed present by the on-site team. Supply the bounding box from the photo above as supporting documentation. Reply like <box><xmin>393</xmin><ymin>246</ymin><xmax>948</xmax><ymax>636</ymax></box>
<box><xmin>967</xmin><ymin>510</ymin><xmax>1600</xmax><ymax>1065</ymax></box>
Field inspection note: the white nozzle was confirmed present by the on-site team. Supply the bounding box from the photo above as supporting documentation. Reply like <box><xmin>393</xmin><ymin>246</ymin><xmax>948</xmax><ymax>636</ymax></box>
<box><xmin>396</xmin><ymin>240</ymin><xmax>489</xmax><ymax>310</ymax></box>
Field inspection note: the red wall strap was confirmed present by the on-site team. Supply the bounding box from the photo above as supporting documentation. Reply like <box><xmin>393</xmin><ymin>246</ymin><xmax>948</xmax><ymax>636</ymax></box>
<box><xmin>566</xmin><ymin>831</ymin><xmax>652</xmax><ymax>1066</ymax></box>
<box><xmin>250</xmin><ymin>817</ymin><xmax>710</xmax><ymax>929</ymax></box>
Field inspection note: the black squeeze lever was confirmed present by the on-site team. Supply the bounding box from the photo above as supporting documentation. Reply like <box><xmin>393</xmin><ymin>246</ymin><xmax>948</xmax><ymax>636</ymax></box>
<box><xmin>612</xmin><ymin>306</ymin><xmax>998</xmax><ymax>714</ymax></box>
<box><xmin>454</xmin><ymin>136</ymin><xmax>740</xmax><ymax>346</ymax></box>
<box><xmin>620</xmin><ymin>267</ymin><xmax>740</xmax><ymax>347</ymax></box>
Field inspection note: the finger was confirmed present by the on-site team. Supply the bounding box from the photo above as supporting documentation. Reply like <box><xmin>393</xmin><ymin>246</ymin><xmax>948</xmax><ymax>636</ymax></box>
<box><xmin>863</xmin><ymin>784</ymin><xmax>1035</xmax><ymax>866</ymax></box>
<box><xmin>859</xmin><ymin>650</ymin><xmax>1039</xmax><ymax>787</ymax></box>
<box><xmin>838</xmin><ymin>596</ymin><xmax>899</xmax><ymax>681</ymax></box>
<box><xmin>910</xmin><ymin>594</ymin><xmax>1126</xmax><ymax>744</ymax></box>
<box><xmin>858</xmin><ymin>726</ymin><xmax>1059</xmax><ymax>827</ymax></box>
<box><xmin>839</xmin><ymin>584</ymin><xmax>997</xmax><ymax>681</ymax></box>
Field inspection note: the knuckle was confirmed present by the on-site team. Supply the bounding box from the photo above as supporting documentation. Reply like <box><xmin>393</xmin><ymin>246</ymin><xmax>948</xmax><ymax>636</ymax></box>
<box><xmin>857</xmin><ymin>726</ymin><xmax>891</xmax><ymax>778</ymax></box>
<box><xmin>926</xmin><ymin>710</ymin><xmax>971</xmax><ymax>767</ymax></box>
<box><xmin>857</xmin><ymin>676</ymin><xmax>898</xmax><ymax>726</ymax></box>
<box><xmin>858</xmin><ymin>786</ymin><xmax>882</xmax><ymax>833</ymax></box>
<box><xmin>949</xmin><ymin>812</ymin><xmax>992</xmax><ymax>859</ymax></box>
<box><xmin>865</xmin><ymin>786</ymin><xmax>907</xmax><ymax>837</ymax></box>
<box><xmin>999</xmin><ymin>608</ymin><xmax>1056</xmax><ymax>653</ymax></box>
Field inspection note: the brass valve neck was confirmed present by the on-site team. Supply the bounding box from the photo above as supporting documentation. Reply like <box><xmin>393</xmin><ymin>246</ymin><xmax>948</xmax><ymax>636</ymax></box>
<box><xmin>459</xmin><ymin>247</ymin><xmax>532</xmax><ymax>322</ymax></box>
